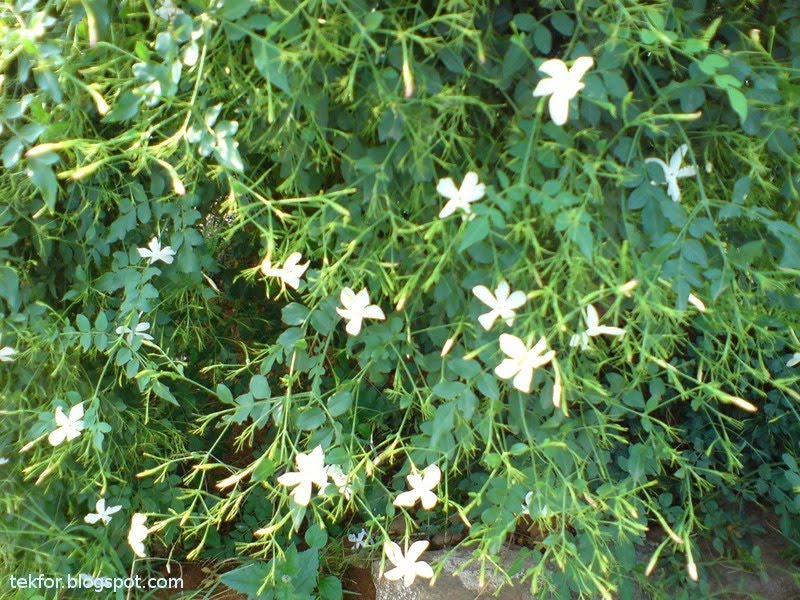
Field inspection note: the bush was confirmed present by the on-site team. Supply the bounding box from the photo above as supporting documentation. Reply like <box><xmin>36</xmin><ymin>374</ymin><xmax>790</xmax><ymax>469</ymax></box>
<box><xmin>2</xmin><ymin>0</ymin><xmax>800</xmax><ymax>598</ymax></box>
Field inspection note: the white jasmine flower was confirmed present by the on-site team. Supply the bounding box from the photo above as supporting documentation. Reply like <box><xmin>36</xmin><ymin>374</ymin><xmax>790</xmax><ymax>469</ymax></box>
<box><xmin>495</xmin><ymin>335</ymin><xmax>556</xmax><ymax>393</ymax></box>
<box><xmin>521</xmin><ymin>492</ymin><xmax>551</xmax><ymax>519</ymax></box>
<box><xmin>324</xmin><ymin>464</ymin><xmax>352</xmax><ymax>500</ymax></box>
<box><xmin>259</xmin><ymin>252</ymin><xmax>310</xmax><ymax>290</ymax></box>
<box><xmin>0</xmin><ymin>335</ymin><xmax>16</xmax><ymax>362</ymax></box>
<box><xmin>137</xmin><ymin>237</ymin><xmax>176</xmax><ymax>265</ymax></box>
<box><xmin>348</xmin><ymin>529</ymin><xmax>372</xmax><ymax>550</ymax></box>
<box><xmin>532</xmin><ymin>56</ymin><xmax>594</xmax><ymax>126</ymax></box>
<box><xmin>437</xmin><ymin>172</ymin><xmax>486</xmax><ymax>219</ymax></box>
<box><xmin>336</xmin><ymin>288</ymin><xmax>385</xmax><ymax>336</ymax></box>
<box><xmin>584</xmin><ymin>304</ymin><xmax>625</xmax><ymax>337</ymax></box>
<box><xmin>687</xmin><ymin>293</ymin><xmax>706</xmax><ymax>312</ymax></box>
<box><xmin>569</xmin><ymin>331</ymin><xmax>591</xmax><ymax>352</ymax></box>
<box><xmin>115</xmin><ymin>322</ymin><xmax>154</xmax><ymax>342</ymax></box>
<box><xmin>644</xmin><ymin>145</ymin><xmax>697</xmax><ymax>203</ymax></box>
<box><xmin>47</xmin><ymin>402</ymin><xmax>85</xmax><ymax>446</ymax></box>
<box><xmin>128</xmin><ymin>513</ymin><xmax>149</xmax><ymax>558</ymax></box>
<box><xmin>85</xmin><ymin>498</ymin><xmax>122</xmax><ymax>526</ymax></box>
<box><xmin>472</xmin><ymin>281</ymin><xmax>526</xmax><ymax>330</ymax></box>
<box><xmin>277</xmin><ymin>445</ymin><xmax>329</xmax><ymax>507</ymax></box>
<box><xmin>393</xmin><ymin>464</ymin><xmax>441</xmax><ymax>510</ymax></box>
<box><xmin>383</xmin><ymin>540</ymin><xmax>434</xmax><ymax>588</ymax></box>
<box><xmin>787</xmin><ymin>352</ymin><xmax>800</xmax><ymax>368</ymax></box>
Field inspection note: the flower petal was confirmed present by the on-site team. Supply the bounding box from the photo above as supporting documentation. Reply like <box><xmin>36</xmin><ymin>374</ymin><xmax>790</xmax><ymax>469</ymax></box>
<box><xmin>499</xmin><ymin>334</ymin><xmax>527</xmax><ymax>359</ymax></box>
<box><xmin>569</xmin><ymin>56</ymin><xmax>594</xmax><ymax>81</ymax></box>
<box><xmin>406</xmin><ymin>540</ymin><xmax>430</xmax><ymax>562</ymax></box>
<box><xmin>436</xmin><ymin>177</ymin><xmax>458</xmax><ymax>199</ymax></box>
<box><xmin>393</xmin><ymin>490</ymin><xmax>420</xmax><ymax>507</ymax></box>
<box><xmin>532</xmin><ymin>77</ymin><xmax>559</xmax><ymax>98</ymax></box>
<box><xmin>512</xmin><ymin>367</ymin><xmax>533</xmax><ymax>393</ymax></box>
<box><xmin>494</xmin><ymin>358</ymin><xmax>519</xmax><ymax>380</ymax></box>
<box><xmin>548</xmin><ymin>92</ymin><xmax>569</xmax><ymax>126</ymax></box>
<box><xmin>538</xmin><ymin>58</ymin><xmax>569</xmax><ymax>79</ymax></box>
<box><xmin>472</xmin><ymin>285</ymin><xmax>497</xmax><ymax>308</ymax></box>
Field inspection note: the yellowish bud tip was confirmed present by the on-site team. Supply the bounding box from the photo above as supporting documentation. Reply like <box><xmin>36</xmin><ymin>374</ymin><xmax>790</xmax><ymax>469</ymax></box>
<box><xmin>440</xmin><ymin>337</ymin><xmax>455</xmax><ymax>357</ymax></box>
<box><xmin>402</xmin><ymin>61</ymin><xmax>414</xmax><ymax>98</ymax></box>
<box><xmin>687</xmin><ymin>561</ymin><xmax>699</xmax><ymax>582</ymax></box>
<box><xmin>729</xmin><ymin>396</ymin><xmax>758</xmax><ymax>413</ymax></box>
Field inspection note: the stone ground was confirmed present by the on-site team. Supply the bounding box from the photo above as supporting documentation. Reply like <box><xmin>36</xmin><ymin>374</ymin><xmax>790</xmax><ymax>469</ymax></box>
<box><xmin>170</xmin><ymin>507</ymin><xmax>800</xmax><ymax>599</ymax></box>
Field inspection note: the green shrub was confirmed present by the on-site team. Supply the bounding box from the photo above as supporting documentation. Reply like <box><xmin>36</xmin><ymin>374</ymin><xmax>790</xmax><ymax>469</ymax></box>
<box><xmin>1</xmin><ymin>0</ymin><xmax>799</xmax><ymax>598</ymax></box>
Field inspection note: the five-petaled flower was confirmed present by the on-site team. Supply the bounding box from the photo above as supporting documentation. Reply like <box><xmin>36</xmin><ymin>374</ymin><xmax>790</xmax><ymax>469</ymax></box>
<box><xmin>532</xmin><ymin>56</ymin><xmax>594</xmax><ymax>126</ymax></box>
<box><xmin>644</xmin><ymin>144</ymin><xmax>697</xmax><ymax>203</ymax></box>
<box><xmin>393</xmin><ymin>464</ymin><xmax>441</xmax><ymax>510</ymax></box>
<box><xmin>260</xmin><ymin>252</ymin><xmax>310</xmax><ymax>290</ymax></box>
<box><xmin>48</xmin><ymin>402</ymin><xmax>85</xmax><ymax>446</ymax></box>
<box><xmin>570</xmin><ymin>304</ymin><xmax>626</xmax><ymax>350</ymax></box>
<box><xmin>85</xmin><ymin>498</ymin><xmax>122</xmax><ymax>526</ymax></box>
<box><xmin>495</xmin><ymin>334</ymin><xmax>556</xmax><ymax>393</ymax></box>
<box><xmin>324</xmin><ymin>464</ymin><xmax>353</xmax><ymax>500</ymax></box>
<box><xmin>0</xmin><ymin>335</ymin><xmax>16</xmax><ymax>362</ymax></box>
<box><xmin>472</xmin><ymin>281</ymin><xmax>526</xmax><ymax>330</ymax></box>
<box><xmin>128</xmin><ymin>513</ymin><xmax>149</xmax><ymax>558</ymax></box>
<box><xmin>137</xmin><ymin>237</ymin><xmax>176</xmax><ymax>265</ymax></box>
<box><xmin>437</xmin><ymin>172</ymin><xmax>486</xmax><ymax>219</ymax></box>
<box><xmin>336</xmin><ymin>288</ymin><xmax>385</xmax><ymax>336</ymax></box>
<box><xmin>277</xmin><ymin>445</ymin><xmax>329</xmax><ymax>507</ymax></box>
<box><xmin>348</xmin><ymin>529</ymin><xmax>372</xmax><ymax>550</ymax></box>
<box><xmin>116</xmin><ymin>322</ymin><xmax>154</xmax><ymax>342</ymax></box>
<box><xmin>788</xmin><ymin>353</ymin><xmax>800</xmax><ymax>368</ymax></box>
<box><xmin>383</xmin><ymin>540</ymin><xmax>434</xmax><ymax>588</ymax></box>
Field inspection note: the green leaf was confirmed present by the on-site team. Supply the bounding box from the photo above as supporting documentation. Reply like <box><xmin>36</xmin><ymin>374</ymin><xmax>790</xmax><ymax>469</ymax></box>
<box><xmin>221</xmin><ymin>0</ymin><xmax>252</xmax><ymax>20</ymax></box>
<box><xmin>220</xmin><ymin>562</ymin><xmax>272</xmax><ymax>599</ymax></box>
<box><xmin>459</xmin><ymin>217</ymin><xmax>490</xmax><ymax>251</ymax></box>
<box><xmin>2</xmin><ymin>138</ymin><xmax>24</xmax><ymax>168</ymax></box>
<box><xmin>214</xmin><ymin>137</ymin><xmax>244</xmax><ymax>172</ymax></box>
<box><xmin>252</xmin><ymin>40</ymin><xmax>291</xmax><ymax>94</ymax></box>
<box><xmin>551</xmin><ymin>13</ymin><xmax>574</xmax><ymax>35</ymax></box>
<box><xmin>512</xmin><ymin>14</ymin><xmax>537</xmax><ymax>31</ymax></box>
<box><xmin>76</xmin><ymin>313</ymin><xmax>91</xmax><ymax>333</ymax></box>
<box><xmin>532</xmin><ymin>26</ymin><xmax>552</xmax><ymax>54</ymax></box>
<box><xmin>724</xmin><ymin>87</ymin><xmax>748</xmax><ymax>127</ymax></box>
<box><xmin>318</xmin><ymin>576</ymin><xmax>343</xmax><ymax>600</ymax></box>
<box><xmin>103</xmin><ymin>91</ymin><xmax>142</xmax><ymax>123</ymax></box>
<box><xmin>327</xmin><ymin>391</ymin><xmax>353</xmax><ymax>417</ymax></box>
<box><xmin>217</xmin><ymin>383</ymin><xmax>234</xmax><ymax>404</ymax></box>
<box><xmin>304</xmin><ymin>523</ymin><xmax>328</xmax><ymax>548</ymax></box>
<box><xmin>249</xmin><ymin>375</ymin><xmax>270</xmax><ymax>399</ymax></box>
<box><xmin>432</xmin><ymin>381</ymin><xmax>467</xmax><ymax>399</ymax></box>
<box><xmin>27</xmin><ymin>158</ymin><xmax>58</xmax><ymax>211</ymax></box>
<box><xmin>297</xmin><ymin>406</ymin><xmax>326</xmax><ymax>430</ymax></box>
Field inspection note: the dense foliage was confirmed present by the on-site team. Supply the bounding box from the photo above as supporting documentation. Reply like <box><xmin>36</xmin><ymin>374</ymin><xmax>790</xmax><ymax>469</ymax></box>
<box><xmin>1</xmin><ymin>0</ymin><xmax>799</xmax><ymax>598</ymax></box>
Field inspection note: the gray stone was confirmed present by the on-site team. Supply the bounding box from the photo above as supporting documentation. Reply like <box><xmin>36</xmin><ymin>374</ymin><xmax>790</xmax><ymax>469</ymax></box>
<box><xmin>373</xmin><ymin>549</ymin><xmax>536</xmax><ymax>600</ymax></box>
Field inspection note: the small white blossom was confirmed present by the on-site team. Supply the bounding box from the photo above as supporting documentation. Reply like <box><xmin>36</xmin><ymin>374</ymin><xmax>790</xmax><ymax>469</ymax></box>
<box><xmin>85</xmin><ymin>498</ymin><xmax>122</xmax><ymax>526</ymax></box>
<box><xmin>137</xmin><ymin>237</ymin><xmax>176</xmax><ymax>265</ymax></box>
<box><xmin>495</xmin><ymin>335</ymin><xmax>556</xmax><ymax>393</ymax></box>
<box><xmin>787</xmin><ymin>352</ymin><xmax>800</xmax><ymax>368</ymax></box>
<box><xmin>0</xmin><ymin>458</ymin><xmax>9</xmax><ymax>465</ymax></box>
<box><xmin>48</xmin><ymin>402</ymin><xmax>85</xmax><ymax>446</ymax></box>
<box><xmin>521</xmin><ymin>492</ymin><xmax>551</xmax><ymax>519</ymax></box>
<box><xmin>437</xmin><ymin>172</ymin><xmax>486</xmax><ymax>219</ymax></box>
<box><xmin>277</xmin><ymin>445</ymin><xmax>328</xmax><ymax>507</ymax></box>
<box><xmin>259</xmin><ymin>252</ymin><xmax>310</xmax><ymax>290</ymax></box>
<box><xmin>115</xmin><ymin>322</ymin><xmax>154</xmax><ymax>342</ymax></box>
<box><xmin>128</xmin><ymin>513</ymin><xmax>149</xmax><ymax>558</ymax></box>
<box><xmin>532</xmin><ymin>56</ymin><xmax>594</xmax><ymax>126</ymax></box>
<box><xmin>644</xmin><ymin>145</ymin><xmax>697</xmax><ymax>203</ymax></box>
<box><xmin>472</xmin><ymin>281</ymin><xmax>526</xmax><ymax>330</ymax></box>
<box><xmin>383</xmin><ymin>540</ymin><xmax>434</xmax><ymax>588</ymax></box>
<box><xmin>393</xmin><ymin>464</ymin><xmax>441</xmax><ymax>510</ymax></box>
<box><xmin>571</xmin><ymin>304</ymin><xmax>625</xmax><ymax>351</ymax></box>
<box><xmin>324</xmin><ymin>464</ymin><xmax>352</xmax><ymax>500</ymax></box>
<box><xmin>687</xmin><ymin>293</ymin><xmax>706</xmax><ymax>313</ymax></box>
<box><xmin>0</xmin><ymin>335</ymin><xmax>17</xmax><ymax>362</ymax></box>
<box><xmin>348</xmin><ymin>529</ymin><xmax>372</xmax><ymax>550</ymax></box>
<box><xmin>336</xmin><ymin>288</ymin><xmax>385</xmax><ymax>336</ymax></box>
